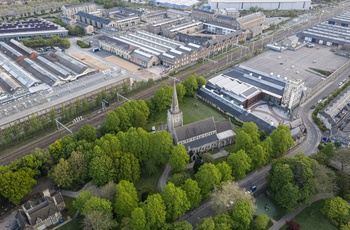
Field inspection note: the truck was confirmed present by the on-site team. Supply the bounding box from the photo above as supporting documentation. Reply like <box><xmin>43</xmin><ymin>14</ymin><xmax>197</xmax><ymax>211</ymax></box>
<box><xmin>93</xmin><ymin>48</ymin><xmax>100</xmax><ymax>52</ymax></box>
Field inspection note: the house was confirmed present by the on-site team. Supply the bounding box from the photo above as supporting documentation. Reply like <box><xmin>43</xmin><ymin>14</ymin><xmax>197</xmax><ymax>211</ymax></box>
<box><xmin>167</xmin><ymin>82</ymin><xmax>235</xmax><ymax>153</ymax></box>
<box><xmin>76</xmin><ymin>11</ymin><xmax>117</xmax><ymax>29</ymax></box>
<box><xmin>61</xmin><ymin>2</ymin><xmax>97</xmax><ymax>18</ymax></box>
<box><xmin>74</xmin><ymin>21</ymin><xmax>94</xmax><ymax>35</ymax></box>
<box><xmin>14</xmin><ymin>189</ymin><xmax>65</xmax><ymax>230</ymax></box>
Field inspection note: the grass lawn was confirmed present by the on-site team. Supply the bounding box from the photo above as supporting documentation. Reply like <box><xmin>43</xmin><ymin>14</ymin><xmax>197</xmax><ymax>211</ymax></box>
<box><xmin>280</xmin><ymin>200</ymin><xmax>337</xmax><ymax>230</ymax></box>
<box><xmin>134</xmin><ymin>166</ymin><xmax>164</xmax><ymax>198</ymax></box>
<box><xmin>213</xmin><ymin>156</ymin><xmax>227</xmax><ymax>164</ymax></box>
<box><xmin>224</xmin><ymin>144</ymin><xmax>236</xmax><ymax>154</ymax></box>
<box><xmin>147</xmin><ymin>97</ymin><xmax>240</xmax><ymax>131</ymax></box>
<box><xmin>62</xmin><ymin>196</ymin><xmax>77</xmax><ymax>217</ymax></box>
<box><xmin>57</xmin><ymin>219</ymin><xmax>82</xmax><ymax>230</ymax></box>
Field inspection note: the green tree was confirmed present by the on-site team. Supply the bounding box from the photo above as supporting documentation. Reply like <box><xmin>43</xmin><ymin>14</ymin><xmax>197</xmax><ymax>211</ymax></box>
<box><xmin>142</xmin><ymin>194</ymin><xmax>166</xmax><ymax>229</ymax></box>
<box><xmin>195</xmin><ymin>163</ymin><xmax>222</xmax><ymax>199</ymax></box>
<box><xmin>81</xmin><ymin>196</ymin><xmax>113</xmax><ymax>216</ymax></box>
<box><xmin>196</xmin><ymin>217</ymin><xmax>215</xmax><ymax>230</ymax></box>
<box><xmin>100</xmin><ymin>181</ymin><xmax>116</xmax><ymax>202</ymax></box>
<box><xmin>152</xmin><ymin>85</ymin><xmax>173</xmax><ymax>113</ymax></box>
<box><xmin>249</xmin><ymin>145</ymin><xmax>268</xmax><ymax>169</ymax></box>
<box><xmin>161</xmin><ymin>182</ymin><xmax>190</xmax><ymax>221</ymax></box>
<box><xmin>234</xmin><ymin>130</ymin><xmax>254</xmax><ymax>153</ymax></box>
<box><xmin>252</xmin><ymin>214</ymin><xmax>269</xmax><ymax>230</ymax></box>
<box><xmin>74</xmin><ymin>191</ymin><xmax>93</xmax><ymax>212</ymax></box>
<box><xmin>115</xmin><ymin>107</ymin><xmax>131</xmax><ymax>132</ymax></box>
<box><xmin>334</xmin><ymin>148</ymin><xmax>350</xmax><ymax>172</ymax></box>
<box><xmin>114</xmin><ymin>152</ymin><xmax>140</xmax><ymax>182</ymax></box>
<box><xmin>89</xmin><ymin>155</ymin><xmax>116</xmax><ymax>187</ymax></box>
<box><xmin>231</xmin><ymin>199</ymin><xmax>255</xmax><ymax>230</ymax></box>
<box><xmin>322</xmin><ymin>197</ymin><xmax>349</xmax><ymax>221</ymax></box>
<box><xmin>241</xmin><ymin>122</ymin><xmax>260</xmax><ymax>145</ymax></box>
<box><xmin>114</xmin><ymin>180</ymin><xmax>139</xmax><ymax>220</ymax></box>
<box><xmin>270</xmin><ymin>125</ymin><xmax>295</xmax><ymax>158</ymax></box>
<box><xmin>76</xmin><ymin>124</ymin><xmax>97</xmax><ymax>143</ymax></box>
<box><xmin>172</xmin><ymin>221</ymin><xmax>193</xmax><ymax>230</ymax></box>
<box><xmin>0</xmin><ymin>167</ymin><xmax>37</xmax><ymax>204</ymax></box>
<box><xmin>196</xmin><ymin>75</ymin><xmax>207</xmax><ymax>87</ymax></box>
<box><xmin>169</xmin><ymin>144</ymin><xmax>189</xmax><ymax>172</ymax></box>
<box><xmin>216</xmin><ymin>162</ymin><xmax>233</xmax><ymax>182</ymax></box>
<box><xmin>68</xmin><ymin>151</ymin><xmax>88</xmax><ymax>186</ymax></box>
<box><xmin>130</xmin><ymin>207</ymin><xmax>148</xmax><ymax>230</ymax></box>
<box><xmin>181</xmin><ymin>179</ymin><xmax>202</xmax><ymax>209</ymax></box>
<box><xmin>102</xmin><ymin>111</ymin><xmax>120</xmax><ymax>134</ymax></box>
<box><xmin>183</xmin><ymin>75</ymin><xmax>198</xmax><ymax>97</ymax></box>
<box><xmin>176</xmin><ymin>83</ymin><xmax>186</xmax><ymax>102</ymax></box>
<box><xmin>29</xmin><ymin>114</ymin><xmax>41</xmax><ymax>132</ymax></box>
<box><xmin>213</xmin><ymin>213</ymin><xmax>234</xmax><ymax>230</ymax></box>
<box><xmin>227</xmin><ymin>150</ymin><xmax>252</xmax><ymax>179</ymax></box>
<box><xmin>49</xmin><ymin>158</ymin><xmax>73</xmax><ymax>189</ymax></box>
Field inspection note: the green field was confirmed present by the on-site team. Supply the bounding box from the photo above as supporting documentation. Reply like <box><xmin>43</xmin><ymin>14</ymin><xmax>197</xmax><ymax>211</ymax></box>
<box><xmin>281</xmin><ymin>200</ymin><xmax>337</xmax><ymax>230</ymax></box>
<box><xmin>148</xmin><ymin>97</ymin><xmax>240</xmax><ymax>131</ymax></box>
<box><xmin>62</xmin><ymin>196</ymin><xmax>77</xmax><ymax>217</ymax></box>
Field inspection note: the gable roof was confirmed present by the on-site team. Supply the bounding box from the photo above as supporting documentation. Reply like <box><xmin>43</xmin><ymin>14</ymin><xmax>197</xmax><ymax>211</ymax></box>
<box><xmin>174</xmin><ymin>117</ymin><xmax>216</xmax><ymax>142</ymax></box>
<box><xmin>76</xmin><ymin>11</ymin><xmax>111</xmax><ymax>25</ymax></box>
<box><xmin>215</xmin><ymin>119</ymin><xmax>232</xmax><ymax>133</ymax></box>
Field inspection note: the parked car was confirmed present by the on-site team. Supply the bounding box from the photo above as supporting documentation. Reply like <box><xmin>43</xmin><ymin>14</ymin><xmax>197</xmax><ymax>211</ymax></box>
<box><xmin>248</xmin><ymin>185</ymin><xmax>257</xmax><ymax>193</ymax></box>
<box><xmin>311</xmin><ymin>105</ymin><xmax>316</xmax><ymax>109</ymax></box>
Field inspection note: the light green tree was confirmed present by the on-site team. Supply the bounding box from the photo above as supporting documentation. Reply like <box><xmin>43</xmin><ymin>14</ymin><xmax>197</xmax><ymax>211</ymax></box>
<box><xmin>322</xmin><ymin>197</ymin><xmax>349</xmax><ymax>221</ymax></box>
<box><xmin>161</xmin><ymin>182</ymin><xmax>190</xmax><ymax>221</ymax></box>
<box><xmin>231</xmin><ymin>199</ymin><xmax>255</xmax><ymax>230</ymax></box>
<box><xmin>195</xmin><ymin>163</ymin><xmax>222</xmax><ymax>199</ymax></box>
<box><xmin>181</xmin><ymin>179</ymin><xmax>202</xmax><ymax>209</ymax></box>
<box><xmin>169</xmin><ymin>144</ymin><xmax>190</xmax><ymax>172</ymax></box>
<box><xmin>142</xmin><ymin>194</ymin><xmax>166</xmax><ymax>229</ymax></box>
<box><xmin>196</xmin><ymin>217</ymin><xmax>215</xmax><ymax>230</ymax></box>
<box><xmin>227</xmin><ymin>150</ymin><xmax>252</xmax><ymax>179</ymax></box>
<box><xmin>114</xmin><ymin>180</ymin><xmax>139</xmax><ymax>220</ymax></box>
<box><xmin>81</xmin><ymin>197</ymin><xmax>113</xmax><ymax>216</ymax></box>
<box><xmin>216</xmin><ymin>162</ymin><xmax>233</xmax><ymax>182</ymax></box>
<box><xmin>74</xmin><ymin>191</ymin><xmax>93</xmax><ymax>212</ymax></box>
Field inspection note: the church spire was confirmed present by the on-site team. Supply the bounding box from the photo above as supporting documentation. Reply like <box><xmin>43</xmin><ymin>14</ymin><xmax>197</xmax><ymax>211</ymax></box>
<box><xmin>171</xmin><ymin>80</ymin><xmax>180</xmax><ymax>114</ymax></box>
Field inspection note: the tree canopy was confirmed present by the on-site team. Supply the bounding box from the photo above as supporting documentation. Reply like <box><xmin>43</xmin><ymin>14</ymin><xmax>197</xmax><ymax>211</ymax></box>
<box><xmin>195</xmin><ymin>163</ymin><xmax>222</xmax><ymax>199</ymax></box>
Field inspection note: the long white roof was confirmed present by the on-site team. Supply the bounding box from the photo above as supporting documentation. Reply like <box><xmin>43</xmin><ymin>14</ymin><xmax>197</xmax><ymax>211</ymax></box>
<box><xmin>209</xmin><ymin>0</ymin><xmax>309</xmax><ymax>2</ymax></box>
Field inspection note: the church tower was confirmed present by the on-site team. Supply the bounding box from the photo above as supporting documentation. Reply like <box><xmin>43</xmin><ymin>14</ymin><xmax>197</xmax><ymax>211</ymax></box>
<box><xmin>167</xmin><ymin>81</ymin><xmax>183</xmax><ymax>135</ymax></box>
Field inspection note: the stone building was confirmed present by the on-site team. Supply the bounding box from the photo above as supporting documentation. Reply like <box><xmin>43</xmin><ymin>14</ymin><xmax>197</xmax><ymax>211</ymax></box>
<box><xmin>61</xmin><ymin>2</ymin><xmax>97</xmax><ymax>18</ymax></box>
<box><xmin>167</xmin><ymin>82</ymin><xmax>235</xmax><ymax>153</ymax></box>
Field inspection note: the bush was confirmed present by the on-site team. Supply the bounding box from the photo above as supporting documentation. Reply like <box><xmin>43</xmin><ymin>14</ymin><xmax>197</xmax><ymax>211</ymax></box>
<box><xmin>77</xmin><ymin>40</ymin><xmax>91</xmax><ymax>48</ymax></box>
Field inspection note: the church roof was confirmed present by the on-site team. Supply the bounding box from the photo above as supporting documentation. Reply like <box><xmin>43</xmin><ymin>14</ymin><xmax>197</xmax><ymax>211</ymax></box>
<box><xmin>215</xmin><ymin>119</ymin><xmax>232</xmax><ymax>133</ymax></box>
<box><xmin>174</xmin><ymin>117</ymin><xmax>216</xmax><ymax>142</ymax></box>
<box><xmin>171</xmin><ymin>81</ymin><xmax>180</xmax><ymax>114</ymax></box>
<box><xmin>184</xmin><ymin>134</ymin><xmax>218</xmax><ymax>149</ymax></box>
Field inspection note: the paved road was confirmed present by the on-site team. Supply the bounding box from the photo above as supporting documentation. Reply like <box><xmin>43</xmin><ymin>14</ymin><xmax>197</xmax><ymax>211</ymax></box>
<box><xmin>182</xmin><ymin>44</ymin><xmax>350</xmax><ymax>227</ymax></box>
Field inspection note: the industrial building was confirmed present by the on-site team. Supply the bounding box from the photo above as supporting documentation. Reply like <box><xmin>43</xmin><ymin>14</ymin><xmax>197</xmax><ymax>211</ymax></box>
<box><xmin>61</xmin><ymin>2</ymin><xmax>97</xmax><ymax>18</ymax></box>
<box><xmin>140</xmin><ymin>10</ymin><xmax>167</xmax><ymax>22</ymax></box>
<box><xmin>150</xmin><ymin>0</ymin><xmax>199</xmax><ymax>9</ymax></box>
<box><xmin>297</xmin><ymin>22</ymin><xmax>350</xmax><ymax>46</ymax></box>
<box><xmin>76</xmin><ymin>11</ymin><xmax>117</xmax><ymax>29</ymax></box>
<box><xmin>208</xmin><ymin>0</ymin><xmax>311</xmax><ymax>11</ymax></box>
<box><xmin>102</xmin><ymin>7</ymin><xmax>143</xmax><ymax>18</ymax></box>
<box><xmin>162</xmin><ymin>21</ymin><xmax>203</xmax><ymax>38</ymax></box>
<box><xmin>0</xmin><ymin>19</ymin><xmax>68</xmax><ymax>41</ymax></box>
<box><xmin>99</xmin><ymin>31</ymin><xmax>206</xmax><ymax>69</ymax></box>
<box><xmin>203</xmin><ymin>21</ymin><xmax>237</xmax><ymax>35</ymax></box>
<box><xmin>146</xmin><ymin>17</ymin><xmax>189</xmax><ymax>35</ymax></box>
<box><xmin>191</xmin><ymin>8</ymin><xmax>238</xmax><ymax>27</ymax></box>
<box><xmin>167</xmin><ymin>9</ymin><xmax>191</xmax><ymax>18</ymax></box>
<box><xmin>327</xmin><ymin>10</ymin><xmax>350</xmax><ymax>27</ymax></box>
<box><xmin>213</xmin><ymin>65</ymin><xmax>304</xmax><ymax>110</ymax></box>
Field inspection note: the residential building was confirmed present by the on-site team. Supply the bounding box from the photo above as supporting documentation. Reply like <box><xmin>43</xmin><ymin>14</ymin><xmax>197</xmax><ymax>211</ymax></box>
<box><xmin>61</xmin><ymin>2</ymin><xmax>97</xmax><ymax>18</ymax></box>
<box><xmin>203</xmin><ymin>21</ymin><xmax>237</xmax><ymax>35</ymax></box>
<box><xmin>237</xmin><ymin>12</ymin><xmax>265</xmax><ymax>30</ymax></box>
<box><xmin>140</xmin><ymin>10</ymin><xmax>167</xmax><ymax>22</ymax></box>
<box><xmin>208</xmin><ymin>0</ymin><xmax>311</xmax><ymax>11</ymax></box>
<box><xmin>59</xmin><ymin>16</ymin><xmax>75</xmax><ymax>27</ymax></box>
<box><xmin>167</xmin><ymin>82</ymin><xmax>235</xmax><ymax>153</ymax></box>
<box><xmin>167</xmin><ymin>9</ymin><xmax>191</xmax><ymax>18</ymax></box>
<box><xmin>14</xmin><ymin>189</ymin><xmax>65</xmax><ymax>230</ymax></box>
<box><xmin>162</xmin><ymin>21</ymin><xmax>203</xmax><ymax>38</ymax></box>
<box><xmin>146</xmin><ymin>17</ymin><xmax>189</xmax><ymax>35</ymax></box>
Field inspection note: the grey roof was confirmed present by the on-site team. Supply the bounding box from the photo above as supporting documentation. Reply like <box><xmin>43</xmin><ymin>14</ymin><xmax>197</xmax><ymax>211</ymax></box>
<box><xmin>184</xmin><ymin>134</ymin><xmax>218</xmax><ymax>150</ymax></box>
<box><xmin>192</xmin><ymin>8</ymin><xmax>215</xmax><ymax>14</ymax></box>
<box><xmin>204</xmin><ymin>21</ymin><xmax>236</xmax><ymax>30</ymax></box>
<box><xmin>75</xmin><ymin>21</ymin><xmax>91</xmax><ymax>28</ymax></box>
<box><xmin>130</xmin><ymin>50</ymin><xmax>152</xmax><ymax>62</ymax></box>
<box><xmin>99</xmin><ymin>35</ymin><xmax>136</xmax><ymax>52</ymax></box>
<box><xmin>117</xmin><ymin>7</ymin><xmax>143</xmax><ymax>16</ymax></box>
<box><xmin>36</xmin><ymin>56</ymin><xmax>70</xmax><ymax>79</ymax></box>
<box><xmin>237</xmin><ymin>12</ymin><xmax>265</xmax><ymax>24</ymax></box>
<box><xmin>76</xmin><ymin>11</ymin><xmax>111</xmax><ymax>25</ymax></box>
<box><xmin>215</xmin><ymin>14</ymin><xmax>235</xmax><ymax>21</ymax></box>
<box><xmin>176</xmin><ymin>33</ymin><xmax>209</xmax><ymax>46</ymax></box>
<box><xmin>175</xmin><ymin>117</ymin><xmax>216</xmax><ymax>142</ymax></box>
<box><xmin>54</xmin><ymin>52</ymin><xmax>87</xmax><ymax>74</ymax></box>
<box><xmin>215</xmin><ymin>119</ymin><xmax>232</xmax><ymax>133</ymax></box>
<box><xmin>20</xmin><ymin>58</ymin><xmax>58</xmax><ymax>86</ymax></box>
<box><xmin>198</xmin><ymin>87</ymin><xmax>275</xmax><ymax>134</ymax></box>
<box><xmin>225</xmin><ymin>65</ymin><xmax>286</xmax><ymax>96</ymax></box>
<box><xmin>167</xmin><ymin>9</ymin><xmax>191</xmax><ymax>17</ymax></box>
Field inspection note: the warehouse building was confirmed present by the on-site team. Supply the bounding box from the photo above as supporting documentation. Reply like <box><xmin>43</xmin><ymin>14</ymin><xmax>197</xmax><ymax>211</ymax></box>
<box><xmin>76</xmin><ymin>11</ymin><xmax>117</xmax><ymax>29</ymax></box>
<box><xmin>61</xmin><ymin>2</ymin><xmax>97</xmax><ymax>18</ymax></box>
<box><xmin>0</xmin><ymin>71</ymin><xmax>27</xmax><ymax>97</ymax></box>
<box><xmin>162</xmin><ymin>21</ymin><xmax>203</xmax><ymax>38</ymax></box>
<box><xmin>53</xmin><ymin>52</ymin><xmax>88</xmax><ymax>74</ymax></box>
<box><xmin>35</xmin><ymin>56</ymin><xmax>72</xmax><ymax>80</ymax></box>
<box><xmin>208</xmin><ymin>0</ymin><xmax>311</xmax><ymax>11</ymax></box>
<box><xmin>327</xmin><ymin>11</ymin><xmax>350</xmax><ymax>27</ymax></box>
<box><xmin>146</xmin><ymin>17</ymin><xmax>189</xmax><ymax>35</ymax></box>
<box><xmin>99</xmin><ymin>31</ymin><xmax>206</xmax><ymax>69</ymax></box>
<box><xmin>167</xmin><ymin>9</ymin><xmax>191</xmax><ymax>18</ymax></box>
<box><xmin>297</xmin><ymin>22</ymin><xmax>350</xmax><ymax>46</ymax></box>
<box><xmin>0</xmin><ymin>51</ymin><xmax>41</xmax><ymax>88</ymax></box>
<box><xmin>0</xmin><ymin>19</ymin><xmax>68</xmax><ymax>41</ymax></box>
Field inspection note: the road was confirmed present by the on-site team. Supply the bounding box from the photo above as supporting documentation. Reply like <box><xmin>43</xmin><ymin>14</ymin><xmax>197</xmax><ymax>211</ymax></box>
<box><xmin>181</xmin><ymin>57</ymin><xmax>350</xmax><ymax>227</ymax></box>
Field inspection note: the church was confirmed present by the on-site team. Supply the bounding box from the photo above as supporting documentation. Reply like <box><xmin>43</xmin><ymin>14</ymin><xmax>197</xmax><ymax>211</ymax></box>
<box><xmin>167</xmin><ymin>83</ymin><xmax>236</xmax><ymax>154</ymax></box>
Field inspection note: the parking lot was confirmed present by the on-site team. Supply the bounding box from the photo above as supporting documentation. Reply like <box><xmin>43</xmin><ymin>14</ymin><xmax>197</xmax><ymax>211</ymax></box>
<box><xmin>243</xmin><ymin>46</ymin><xmax>349</xmax><ymax>94</ymax></box>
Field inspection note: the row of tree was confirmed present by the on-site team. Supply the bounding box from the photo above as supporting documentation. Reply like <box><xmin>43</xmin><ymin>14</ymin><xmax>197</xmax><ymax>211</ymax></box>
<box><xmin>22</xmin><ymin>36</ymin><xmax>71</xmax><ymax>49</ymax></box>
